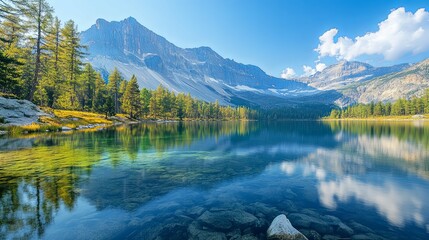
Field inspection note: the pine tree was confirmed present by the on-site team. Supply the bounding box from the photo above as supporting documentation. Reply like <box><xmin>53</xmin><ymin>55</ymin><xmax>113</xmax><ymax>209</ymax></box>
<box><xmin>78</xmin><ymin>63</ymin><xmax>96</xmax><ymax>110</ymax></box>
<box><xmin>121</xmin><ymin>75</ymin><xmax>141</xmax><ymax>119</ymax></box>
<box><xmin>184</xmin><ymin>93</ymin><xmax>195</xmax><ymax>119</ymax></box>
<box><xmin>92</xmin><ymin>73</ymin><xmax>114</xmax><ymax>117</ymax></box>
<box><xmin>175</xmin><ymin>93</ymin><xmax>185</xmax><ymax>120</ymax></box>
<box><xmin>0</xmin><ymin>48</ymin><xmax>20</xmax><ymax>94</ymax></box>
<box><xmin>59</xmin><ymin>20</ymin><xmax>85</xmax><ymax>108</ymax></box>
<box><xmin>425</xmin><ymin>90</ymin><xmax>429</xmax><ymax>114</ymax></box>
<box><xmin>35</xmin><ymin>17</ymin><xmax>62</xmax><ymax>106</ymax></box>
<box><xmin>0</xmin><ymin>4</ymin><xmax>25</xmax><ymax>96</ymax></box>
<box><xmin>107</xmin><ymin>68</ymin><xmax>123</xmax><ymax>114</ymax></box>
<box><xmin>373</xmin><ymin>102</ymin><xmax>383</xmax><ymax>116</ymax></box>
<box><xmin>140</xmin><ymin>88</ymin><xmax>151</xmax><ymax>117</ymax></box>
<box><xmin>22</xmin><ymin>0</ymin><xmax>53</xmax><ymax>101</ymax></box>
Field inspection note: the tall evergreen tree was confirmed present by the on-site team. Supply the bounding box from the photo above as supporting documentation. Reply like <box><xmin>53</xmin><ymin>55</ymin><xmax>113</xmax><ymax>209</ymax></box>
<box><xmin>22</xmin><ymin>0</ymin><xmax>53</xmax><ymax>101</ymax></box>
<box><xmin>0</xmin><ymin>2</ymin><xmax>25</xmax><ymax>96</ymax></box>
<box><xmin>107</xmin><ymin>68</ymin><xmax>123</xmax><ymax>114</ymax></box>
<box><xmin>58</xmin><ymin>20</ymin><xmax>85</xmax><ymax>108</ymax></box>
<box><xmin>92</xmin><ymin>73</ymin><xmax>114</xmax><ymax>117</ymax></box>
<box><xmin>37</xmin><ymin>17</ymin><xmax>62</xmax><ymax>106</ymax></box>
<box><xmin>121</xmin><ymin>75</ymin><xmax>141</xmax><ymax>119</ymax></box>
<box><xmin>140</xmin><ymin>88</ymin><xmax>151</xmax><ymax>117</ymax></box>
<box><xmin>78</xmin><ymin>63</ymin><xmax>96</xmax><ymax>110</ymax></box>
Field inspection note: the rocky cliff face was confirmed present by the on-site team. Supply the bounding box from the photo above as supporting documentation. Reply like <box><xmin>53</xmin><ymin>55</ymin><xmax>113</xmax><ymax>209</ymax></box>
<box><xmin>348</xmin><ymin>59</ymin><xmax>429</xmax><ymax>104</ymax></box>
<box><xmin>81</xmin><ymin>17</ymin><xmax>336</xmax><ymax>107</ymax></box>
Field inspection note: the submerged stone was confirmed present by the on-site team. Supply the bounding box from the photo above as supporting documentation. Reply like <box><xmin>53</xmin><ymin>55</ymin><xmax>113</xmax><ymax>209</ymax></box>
<box><xmin>267</xmin><ymin>214</ymin><xmax>308</xmax><ymax>240</ymax></box>
<box><xmin>197</xmin><ymin>209</ymin><xmax>258</xmax><ymax>231</ymax></box>
<box><xmin>336</xmin><ymin>222</ymin><xmax>354</xmax><ymax>237</ymax></box>
<box><xmin>241</xmin><ymin>234</ymin><xmax>259</xmax><ymax>240</ymax></box>
<box><xmin>288</xmin><ymin>213</ymin><xmax>333</xmax><ymax>234</ymax></box>
<box><xmin>187</xmin><ymin>206</ymin><xmax>206</xmax><ymax>218</ymax></box>
<box><xmin>348</xmin><ymin>221</ymin><xmax>373</xmax><ymax>234</ymax></box>
<box><xmin>300</xmin><ymin>229</ymin><xmax>321</xmax><ymax>240</ymax></box>
<box><xmin>188</xmin><ymin>221</ymin><xmax>227</xmax><ymax>240</ymax></box>
<box><xmin>321</xmin><ymin>235</ymin><xmax>339</xmax><ymax>240</ymax></box>
<box><xmin>352</xmin><ymin>233</ymin><xmax>386</xmax><ymax>240</ymax></box>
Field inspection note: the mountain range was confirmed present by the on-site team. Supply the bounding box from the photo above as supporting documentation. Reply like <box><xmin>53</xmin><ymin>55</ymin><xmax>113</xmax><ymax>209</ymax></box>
<box><xmin>80</xmin><ymin>17</ymin><xmax>429</xmax><ymax>108</ymax></box>
<box><xmin>80</xmin><ymin>17</ymin><xmax>338</xmax><ymax>109</ymax></box>
<box><xmin>296</xmin><ymin>60</ymin><xmax>429</xmax><ymax>106</ymax></box>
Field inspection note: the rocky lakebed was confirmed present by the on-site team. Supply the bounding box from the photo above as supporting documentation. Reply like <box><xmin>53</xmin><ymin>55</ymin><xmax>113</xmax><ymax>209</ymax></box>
<box><xmin>110</xmin><ymin>189</ymin><xmax>385</xmax><ymax>240</ymax></box>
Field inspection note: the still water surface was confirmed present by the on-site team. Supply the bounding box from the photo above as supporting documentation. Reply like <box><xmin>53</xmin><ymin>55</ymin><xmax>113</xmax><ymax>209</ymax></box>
<box><xmin>0</xmin><ymin>121</ymin><xmax>428</xmax><ymax>240</ymax></box>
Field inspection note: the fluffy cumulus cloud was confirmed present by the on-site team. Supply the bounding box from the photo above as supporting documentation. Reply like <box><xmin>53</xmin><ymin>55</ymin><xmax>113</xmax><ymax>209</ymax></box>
<box><xmin>280</xmin><ymin>67</ymin><xmax>296</xmax><ymax>79</ymax></box>
<box><xmin>302</xmin><ymin>65</ymin><xmax>317</xmax><ymax>76</ymax></box>
<box><xmin>281</xmin><ymin>64</ymin><xmax>327</xmax><ymax>78</ymax></box>
<box><xmin>315</xmin><ymin>63</ymin><xmax>327</xmax><ymax>72</ymax></box>
<box><xmin>315</xmin><ymin>7</ymin><xmax>429</xmax><ymax>60</ymax></box>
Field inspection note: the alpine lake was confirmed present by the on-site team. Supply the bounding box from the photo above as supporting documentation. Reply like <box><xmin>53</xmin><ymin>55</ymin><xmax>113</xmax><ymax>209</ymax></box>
<box><xmin>0</xmin><ymin>120</ymin><xmax>428</xmax><ymax>240</ymax></box>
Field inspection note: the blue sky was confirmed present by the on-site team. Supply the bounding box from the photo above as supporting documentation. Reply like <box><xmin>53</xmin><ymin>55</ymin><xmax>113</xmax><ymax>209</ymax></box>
<box><xmin>48</xmin><ymin>0</ymin><xmax>429</xmax><ymax>78</ymax></box>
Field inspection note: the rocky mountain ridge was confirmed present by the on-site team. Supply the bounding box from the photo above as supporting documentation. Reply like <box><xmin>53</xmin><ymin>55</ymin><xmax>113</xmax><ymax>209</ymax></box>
<box><xmin>296</xmin><ymin>60</ymin><xmax>429</xmax><ymax>106</ymax></box>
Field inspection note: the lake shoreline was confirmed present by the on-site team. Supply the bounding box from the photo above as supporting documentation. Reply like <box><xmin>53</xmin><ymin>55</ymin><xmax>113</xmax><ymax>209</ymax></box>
<box><xmin>0</xmin><ymin>108</ymin><xmax>254</xmax><ymax>137</ymax></box>
<box><xmin>322</xmin><ymin>115</ymin><xmax>429</xmax><ymax>122</ymax></box>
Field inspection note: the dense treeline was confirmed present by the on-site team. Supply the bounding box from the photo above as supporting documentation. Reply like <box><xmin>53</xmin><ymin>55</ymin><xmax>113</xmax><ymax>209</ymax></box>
<box><xmin>0</xmin><ymin>0</ymin><xmax>255</xmax><ymax>120</ymax></box>
<box><xmin>329</xmin><ymin>90</ymin><xmax>429</xmax><ymax>119</ymax></box>
<box><xmin>93</xmin><ymin>68</ymin><xmax>257</xmax><ymax>120</ymax></box>
<box><xmin>260</xmin><ymin>104</ymin><xmax>334</xmax><ymax>120</ymax></box>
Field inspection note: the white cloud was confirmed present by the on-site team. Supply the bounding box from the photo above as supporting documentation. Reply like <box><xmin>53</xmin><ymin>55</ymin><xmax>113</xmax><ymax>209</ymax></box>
<box><xmin>280</xmin><ymin>67</ymin><xmax>296</xmax><ymax>79</ymax></box>
<box><xmin>315</xmin><ymin>7</ymin><xmax>429</xmax><ymax>60</ymax></box>
<box><xmin>316</xmin><ymin>63</ymin><xmax>327</xmax><ymax>72</ymax></box>
<box><xmin>302</xmin><ymin>65</ymin><xmax>317</xmax><ymax>76</ymax></box>
<box><xmin>301</xmin><ymin>62</ymin><xmax>327</xmax><ymax>77</ymax></box>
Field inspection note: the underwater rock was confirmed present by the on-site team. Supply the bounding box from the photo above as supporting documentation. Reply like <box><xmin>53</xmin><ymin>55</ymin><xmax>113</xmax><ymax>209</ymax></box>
<box><xmin>283</xmin><ymin>200</ymin><xmax>298</xmax><ymax>212</ymax></box>
<box><xmin>322</xmin><ymin>215</ymin><xmax>341</xmax><ymax>225</ymax></box>
<box><xmin>300</xmin><ymin>229</ymin><xmax>322</xmax><ymax>240</ymax></box>
<box><xmin>351</xmin><ymin>233</ymin><xmax>386</xmax><ymax>240</ymax></box>
<box><xmin>197</xmin><ymin>209</ymin><xmax>258</xmax><ymax>231</ymax></box>
<box><xmin>321</xmin><ymin>235</ymin><xmax>339</xmax><ymax>240</ymax></box>
<box><xmin>348</xmin><ymin>221</ymin><xmax>373</xmax><ymax>234</ymax></box>
<box><xmin>241</xmin><ymin>234</ymin><xmax>259</xmax><ymax>240</ymax></box>
<box><xmin>187</xmin><ymin>206</ymin><xmax>206</xmax><ymax>218</ymax></box>
<box><xmin>288</xmin><ymin>213</ymin><xmax>333</xmax><ymax>234</ymax></box>
<box><xmin>246</xmin><ymin>202</ymin><xmax>280</xmax><ymax>218</ymax></box>
<box><xmin>226</xmin><ymin>228</ymin><xmax>241</xmax><ymax>240</ymax></box>
<box><xmin>188</xmin><ymin>221</ymin><xmax>227</xmax><ymax>240</ymax></box>
<box><xmin>198</xmin><ymin>211</ymin><xmax>234</xmax><ymax>230</ymax></box>
<box><xmin>336</xmin><ymin>222</ymin><xmax>354</xmax><ymax>237</ymax></box>
<box><xmin>267</xmin><ymin>214</ymin><xmax>308</xmax><ymax>240</ymax></box>
<box><xmin>158</xmin><ymin>223</ymin><xmax>188</xmax><ymax>239</ymax></box>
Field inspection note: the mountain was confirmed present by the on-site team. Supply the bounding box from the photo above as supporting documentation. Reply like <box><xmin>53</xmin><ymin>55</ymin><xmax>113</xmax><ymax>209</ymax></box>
<box><xmin>296</xmin><ymin>60</ymin><xmax>427</xmax><ymax>106</ymax></box>
<box><xmin>342</xmin><ymin>59</ymin><xmax>429</xmax><ymax>104</ymax></box>
<box><xmin>80</xmin><ymin>17</ymin><xmax>338</xmax><ymax>108</ymax></box>
<box><xmin>297</xmin><ymin>60</ymin><xmax>410</xmax><ymax>91</ymax></box>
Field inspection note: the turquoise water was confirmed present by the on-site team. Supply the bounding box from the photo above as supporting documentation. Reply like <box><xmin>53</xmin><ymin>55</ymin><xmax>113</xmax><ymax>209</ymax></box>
<box><xmin>0</xmin><ymin>121</ymin><xmax>428</xmax><ymax>239</ymax></box>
